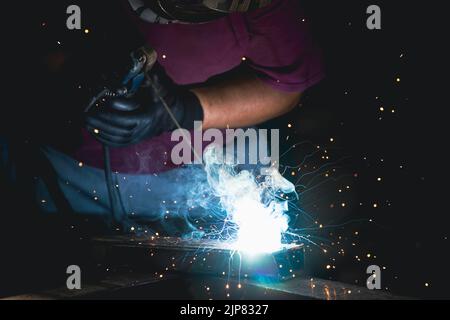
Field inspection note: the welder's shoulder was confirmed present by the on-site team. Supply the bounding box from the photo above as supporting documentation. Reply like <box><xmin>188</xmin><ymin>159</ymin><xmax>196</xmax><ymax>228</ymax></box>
<box><xmin>242</xmin><ymin>0</ymin><xmax>325</xmax><ymax>93</ymax></box>
<box><xmin>244</xmin><ymin>0</ymin><xmax>313</xmax><ymax>56</ymax></box>
<box><xmin>246</xmin><ymin>0</ymin><xmax>304</xmax><ymax>23</ymax></box>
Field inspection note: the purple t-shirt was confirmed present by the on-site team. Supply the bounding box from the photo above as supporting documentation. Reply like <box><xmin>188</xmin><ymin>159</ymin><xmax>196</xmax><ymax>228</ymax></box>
<box><xmin>74</xmin><ymin>0</ymin><xmax>324</xmax><ymax>174</ymax></box>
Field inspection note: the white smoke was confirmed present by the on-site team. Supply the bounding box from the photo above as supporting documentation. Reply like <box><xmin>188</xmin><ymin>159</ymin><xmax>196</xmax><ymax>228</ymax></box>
<box><xmin>203</xmin><ymin>145</ymin><xmax>296</xmax><ymax>254</ymax></box>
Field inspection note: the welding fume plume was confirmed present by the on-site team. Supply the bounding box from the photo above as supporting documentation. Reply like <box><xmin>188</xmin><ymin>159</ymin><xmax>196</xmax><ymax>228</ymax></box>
<box><xmin>203</xmin><ymin>146</ymin><xmax>296</xmax><ymax>254</ymax></box>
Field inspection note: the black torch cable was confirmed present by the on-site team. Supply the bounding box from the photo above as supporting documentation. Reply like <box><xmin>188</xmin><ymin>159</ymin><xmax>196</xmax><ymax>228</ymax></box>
<box><xmin>103</xmin><ymin>145</ymin><xmax>125</xmax><ymax>228</ymax></box>
<box><xmin>102</xmin><ymin>83</ymin><xmax>200</xmax><ymax>228</ymax></box>
<box><xmin>85</xmin><ymin>91</ymin><xmax>126</xmax><ymax>227</ymax></box>
<box><xmin>85</xmin><ymin>56</ymin><xmax>202</xmax><ymax>229</ymax></box>
<box><xmin>101</xmin><ymin>85</ymin><xmax>199</xmax><ymax>228</ymax></box>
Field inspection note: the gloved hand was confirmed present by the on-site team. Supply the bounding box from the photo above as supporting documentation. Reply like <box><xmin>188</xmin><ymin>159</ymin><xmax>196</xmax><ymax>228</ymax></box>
<box><xmin>85</xmin><ymin>65</ymin><xmax>204</xmax><ymax>147</ymax></box>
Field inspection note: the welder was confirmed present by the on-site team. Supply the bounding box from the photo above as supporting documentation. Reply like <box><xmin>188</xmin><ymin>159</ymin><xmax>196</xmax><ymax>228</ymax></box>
<box><xmin>1</xmin><ymin>0</ymin><xmax>324</xmax><ymax>232</ymax></box>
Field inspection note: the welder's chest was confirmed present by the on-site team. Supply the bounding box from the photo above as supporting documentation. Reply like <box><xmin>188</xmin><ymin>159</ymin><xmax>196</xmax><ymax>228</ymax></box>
<box><xmin>140</xmin><ymin>14</ymin><xmax>248</xmax><ymax>85</ymax></box>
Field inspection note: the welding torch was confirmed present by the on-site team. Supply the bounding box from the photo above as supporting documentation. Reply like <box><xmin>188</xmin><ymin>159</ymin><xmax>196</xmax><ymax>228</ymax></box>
<box><xmin>84</xmin><ymin>46</ymin><xmax>158</xmax><ymax>227</ymax></box>
<box><xmin>84</xmin><ymin>45</ymin><xmax>201</xmax><ymax>228</ymax></box>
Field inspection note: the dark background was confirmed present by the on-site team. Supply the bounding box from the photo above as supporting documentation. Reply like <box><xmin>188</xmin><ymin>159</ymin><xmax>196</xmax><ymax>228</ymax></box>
<box><xmin>1</xmin><ymin>0</ymin><xmax>448</xmax><ymax>299</ymax></box>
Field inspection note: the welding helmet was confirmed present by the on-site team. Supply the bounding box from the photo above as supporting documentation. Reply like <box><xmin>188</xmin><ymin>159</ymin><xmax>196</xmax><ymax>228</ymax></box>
<box><xmin>128</xmin><ymin>0</ymin><xmax>272</xmax><ymax>24</ymax></box>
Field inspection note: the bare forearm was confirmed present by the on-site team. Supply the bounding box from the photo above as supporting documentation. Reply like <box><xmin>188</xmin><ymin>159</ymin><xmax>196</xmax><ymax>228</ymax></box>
<box><xmin>192</xmin><ymin>72</ymin><xmax>301</xmax><ymax>129</ymax></box>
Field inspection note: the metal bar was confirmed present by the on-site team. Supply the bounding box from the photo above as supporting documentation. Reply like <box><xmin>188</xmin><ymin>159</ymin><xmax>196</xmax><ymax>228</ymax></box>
<box><xmin>2</xmin><ymin>273</ymin><xmax>408</xmax><ymax>300</ymax></box>
<box><xmin>91</xmin><ymin>236</ymin><xmax>305</xmax><ymax>281</ymax></box>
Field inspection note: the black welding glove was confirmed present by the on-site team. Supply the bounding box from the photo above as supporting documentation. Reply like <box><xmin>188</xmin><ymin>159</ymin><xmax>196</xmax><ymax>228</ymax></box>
<box><xmin>85</xmin><ymin>66</ymin><xmax>204</xmax><ymax>147</ymax></box>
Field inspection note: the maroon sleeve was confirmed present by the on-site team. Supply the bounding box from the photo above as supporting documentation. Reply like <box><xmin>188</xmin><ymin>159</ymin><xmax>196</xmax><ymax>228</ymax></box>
<box><xmin>242</xmin><ymin>0</ymin><xmax>325</xmax><ymax>93</ymax></box>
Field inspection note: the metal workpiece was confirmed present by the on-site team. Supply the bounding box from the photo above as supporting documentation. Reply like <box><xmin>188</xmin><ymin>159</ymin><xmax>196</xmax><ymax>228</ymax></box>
<box><xmin>3</xmin><ymin>273</ymin><xmax>407</xmax><ymax>300</ymax></box>
<box><xmin>91</xmin><ymin>236</ymin><xmax>305</xmax><ymax>281</ymax></box>
<box><xmin>2</xmin><ymin>236</ymin><xmax>407</xmax><ymax>300</ymax></box>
